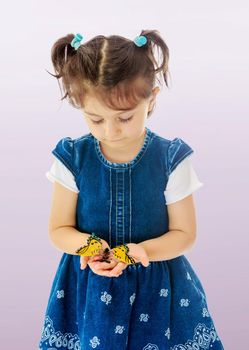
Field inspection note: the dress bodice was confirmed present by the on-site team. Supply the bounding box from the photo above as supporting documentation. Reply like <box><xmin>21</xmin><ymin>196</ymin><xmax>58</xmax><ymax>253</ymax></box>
<box><xmin>51</xmin><ymin>127</ymin><xmax>194</xmax><ymax>247</ymax></box>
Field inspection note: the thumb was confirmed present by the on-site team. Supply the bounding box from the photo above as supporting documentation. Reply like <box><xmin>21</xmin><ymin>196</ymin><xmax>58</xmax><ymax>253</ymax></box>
<box><xmin>140</xmin><ymin>256</ymin><xmax>150</xmax><ymax>267</ymax></box>
<box><xmin>80</xmin><ymin>256</ymin><xmax>90</xmax><ymax>270</ymax></box>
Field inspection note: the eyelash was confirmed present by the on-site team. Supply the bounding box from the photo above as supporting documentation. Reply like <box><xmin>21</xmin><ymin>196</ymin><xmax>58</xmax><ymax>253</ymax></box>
<box><xmin>91</xmin><ymin>116</ymin><xmax>133</xmax><ymax>125</ymax></box>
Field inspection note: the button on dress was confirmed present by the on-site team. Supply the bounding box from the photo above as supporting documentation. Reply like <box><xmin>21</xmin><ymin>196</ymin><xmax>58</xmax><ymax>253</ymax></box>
<box><xmin>39</xmin><ymin>127</ymin><xmax>224</xmax><ymax>350</ymax></box>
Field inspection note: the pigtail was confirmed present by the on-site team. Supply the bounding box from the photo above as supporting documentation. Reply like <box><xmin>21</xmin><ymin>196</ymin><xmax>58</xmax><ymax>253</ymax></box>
<box><xmin>47</xmin><ymin>34</ymin><xmax>76</xmax><ymax>79</ymax></box>
<box><xmin>138</xmin><ymin>29</ymin><xmax>170</xmax><ymax>88</ymax></box>
<box><xmin>45</xmin><ymin>34</ymin><xmax>79</xmax><ymax>106</ymax></box>
<box><xmin>46</xmin><ymin>34</ymin><xmax>106</xmax><ymax>108</ymax></box>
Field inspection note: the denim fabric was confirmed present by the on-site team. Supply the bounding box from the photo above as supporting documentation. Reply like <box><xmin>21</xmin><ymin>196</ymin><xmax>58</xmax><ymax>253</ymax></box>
<box><xmin>39</xmin><ymin>127</ymin><xmax>224</xmax><ymax>350</ymax></box>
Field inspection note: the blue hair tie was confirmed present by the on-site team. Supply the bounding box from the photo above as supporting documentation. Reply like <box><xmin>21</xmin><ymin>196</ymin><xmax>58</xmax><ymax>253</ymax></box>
<box><xmin>71</xmin><ymin>33</ymin><xmax>84</xmax><ymax>50</ymax></box>
<box><xmin>133</xmin><ymin>35</ymin><xmax>147</xmax><ymax>47</ymax></box>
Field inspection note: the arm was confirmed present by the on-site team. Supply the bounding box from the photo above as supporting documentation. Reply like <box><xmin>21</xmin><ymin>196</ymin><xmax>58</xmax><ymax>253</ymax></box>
<box><xmin>138</xmin><ymin>194</ymin><xmax>197</xmax><ymax>262</ymax></box>
<box><xmin>48</xmin><ymin>181</ymin><xmax>91</xmax><ymax>255</ymax></box>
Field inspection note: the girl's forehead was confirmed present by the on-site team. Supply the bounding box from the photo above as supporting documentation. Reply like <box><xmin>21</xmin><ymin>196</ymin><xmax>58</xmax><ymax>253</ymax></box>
<box><xmin>83</xmin><ymin>94</ymin><xmax>146</xmax><ymax>114</ymax></box>
<box><xmin>81</xmin><ymin>77</ymin><xmax>155</xmax><ymax>112</ymax></box>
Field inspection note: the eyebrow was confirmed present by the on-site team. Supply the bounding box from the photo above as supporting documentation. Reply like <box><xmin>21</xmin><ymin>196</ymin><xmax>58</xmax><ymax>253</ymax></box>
<box><xmin>84</xmin><ymin>108</ymin><xmax>134</xmax><ymax>118</ymax></box>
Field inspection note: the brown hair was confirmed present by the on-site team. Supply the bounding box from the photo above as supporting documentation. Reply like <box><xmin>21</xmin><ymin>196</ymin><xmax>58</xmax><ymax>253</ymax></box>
<box><xmin>47</xmin><ymin>29</ymin><xmax>170</xmax><ymax>117</ymax></box>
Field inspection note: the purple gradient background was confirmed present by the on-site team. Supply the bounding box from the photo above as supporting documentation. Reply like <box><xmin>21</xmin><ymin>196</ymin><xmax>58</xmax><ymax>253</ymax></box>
<box><xmin>1</xmin><ymin>1</ymin><xmax>248</xmax><ymax>349</ymax></box>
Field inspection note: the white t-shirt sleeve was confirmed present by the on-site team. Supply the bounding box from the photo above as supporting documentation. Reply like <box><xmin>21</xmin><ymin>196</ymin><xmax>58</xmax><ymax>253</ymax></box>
<box><xmin>164</xmin><ymin>155</ymin><xmax>204</xmax><ymax>204</ymax></box>
<box><xmin>45</xmin><ymin>157</ymin><xmax>80</xmax><ymax>193</ymax></box>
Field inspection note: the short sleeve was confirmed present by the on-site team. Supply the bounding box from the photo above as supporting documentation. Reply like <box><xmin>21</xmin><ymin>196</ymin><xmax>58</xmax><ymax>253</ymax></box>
<box><xmin>45</xmin><ymin>157</ymin><xmax>79</xmax><ymax>193</ymax></box>
<box><xmin>167</xmin><ymin>137</ymin><xmax>194</xmax><ymax>176</ymax></box>
<box><xmin>164</xmin><ymin>155</ymin><xmax>204</xmax><ymax>204</ymax></box>
<box><xmin>51</xmin><ymin>137</ymin><xmax>78</xmax><ymax>177</ymax></box>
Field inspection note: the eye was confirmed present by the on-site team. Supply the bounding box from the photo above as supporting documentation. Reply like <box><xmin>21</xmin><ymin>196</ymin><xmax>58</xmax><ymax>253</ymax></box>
<box><xmin>120</xmin><ymin>116</ymin><xmax>133</xmax><ymax>123</ymax></box>
<box><xmin>91</xmin><ymin>120</ymin><xmax>103</xmax><ymax>125</ymax></box>
<box><xmin>91</xmin><ymin>116</ymin><xmax>134</xmax><ymax>125</ymax></box>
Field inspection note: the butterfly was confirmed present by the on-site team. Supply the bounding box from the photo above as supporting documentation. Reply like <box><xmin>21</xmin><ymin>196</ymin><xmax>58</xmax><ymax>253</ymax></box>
<box><xmin>75</xmin><ymin>233</ymin><xmax>103</xmax><ymax>257</ymax></box>
<box><xmin>112</xmin><ymin>244</ymin><xmax>136</xmax><ymax>265</ymax></box>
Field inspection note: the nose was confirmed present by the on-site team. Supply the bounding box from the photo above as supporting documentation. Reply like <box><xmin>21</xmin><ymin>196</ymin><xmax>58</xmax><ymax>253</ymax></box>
<box><xmin>105</xmin><ymin>122</ymin><xmax>121</xmax><ymax>140</ymax></box>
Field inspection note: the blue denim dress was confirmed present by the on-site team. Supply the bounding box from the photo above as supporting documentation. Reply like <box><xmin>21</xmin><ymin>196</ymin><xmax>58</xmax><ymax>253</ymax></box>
<box><xmin>39</xmin><ymin>127</ymin><xmax>224</xmax><ymax>350</ymax></box>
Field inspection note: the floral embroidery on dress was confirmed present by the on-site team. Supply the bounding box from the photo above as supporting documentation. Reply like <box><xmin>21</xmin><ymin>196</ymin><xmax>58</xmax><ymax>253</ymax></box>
<box><xmin>89</xmin><ymin>336</ymin><xmax>100</xmax><ymax>348</ymax></box>
<box><xmin>114</xmin><ymin>325</ymin><xmax>125</xmax><ymax>334</ymax></box>
<box><xmin>139</xmin><ymin>313</ymin><xmax>149</xmax><ymax>322</ymax></box>
<box><xmin>186</xmin><ymin>271</ymin><xmax>192</xmax><ymax>280</ymax></box>
<box><xmin>130</xmin><ymin>292</ymin><xmax>136</xmax><ymax>305</ymax></box>
<box><xmin>142</xmin><ymin>343</ymin><xmax>159</xmax><ymax>350</ymax></box>
<box><xmin>100</xmin><ymin>291</ymin><xmax>112</xmax><ymax>305</ymax></box>
<box><xmin>39</xmin><ymin>315</ymin><xmax>80</xmax><ymax>349</ymax></box>
<box><xmin>165</xmin><ymin>327</ymin><xmax>171</xmax><ymax>339</ymax></box>
<box><xmin>170</xmin><ymin>323</ymin><xmax>221</xmax><ymax>350</ymax></box>
<box><xmin>179</xmin><ymin>298</ymin><xmax>190</xmax><ymax>307</ymax></box>
<box><xmin>159</xmin><ymin>288</ymin><xmax>169</xmax><ymax>297</ymax></box>
<box><xmin>56</xmin><ymin>290</ymin><xmax>64</xmax><ymax>299</ymax></box>
<box><xmin>202</xmin><ymin>307</ymin><xmax>210</xmax><ymax>317</ymax></box>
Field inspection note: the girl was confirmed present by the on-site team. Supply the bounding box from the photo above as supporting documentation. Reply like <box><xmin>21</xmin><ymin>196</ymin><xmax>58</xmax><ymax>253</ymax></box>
<box><xmin>39</xmin><ymin>30</ymin><xmax>224</xmax><ymax>349</ymax></box>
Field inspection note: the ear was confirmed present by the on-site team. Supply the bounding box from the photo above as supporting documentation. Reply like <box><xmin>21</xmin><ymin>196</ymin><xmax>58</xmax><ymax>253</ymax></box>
<box><xmin>148</xmin><ymin>86</ymin><xmax>160</xmax><ymax>111</ymax></box>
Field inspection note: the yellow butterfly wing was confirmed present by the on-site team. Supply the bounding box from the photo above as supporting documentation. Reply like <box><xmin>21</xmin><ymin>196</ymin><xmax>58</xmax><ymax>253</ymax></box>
<box><xmin>76</xmin><ymin>237</ymin><xmax>102</xmax><ymax>256</ymax></box>
<box><xmin>112</xmin><ymin>245</ymin><xmax>136</xmax><ymax>265</ymax></box>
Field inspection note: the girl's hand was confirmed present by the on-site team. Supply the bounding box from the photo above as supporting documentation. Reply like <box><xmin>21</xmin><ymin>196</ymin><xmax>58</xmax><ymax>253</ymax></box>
<box><xmin>88</xmin><ymin>258</ymin><xmax>126</xmax><ymax>278</ymax></box>
<box><xmin>80</xmin><ymin>241</ymin><xmax>150</xmax><ymax>277</ymax></box>
<box><xmin>80</xmin><ymin>239</ymin><xmax>123</xmax><ymax>277</ymax></box>
<box><xmin>80</xmin><ymin>237</ymin><xmax>110</xmax><ymax>270</ymax></box>
<box><xmin>92</xmin><ymin>242</ymin><xmax>150</xmax><ymax>277</ymax></box>
<box><xmin>110</xmin><ymin>243</ymin><xmax>150</xmax><ymax>275</ymax></box>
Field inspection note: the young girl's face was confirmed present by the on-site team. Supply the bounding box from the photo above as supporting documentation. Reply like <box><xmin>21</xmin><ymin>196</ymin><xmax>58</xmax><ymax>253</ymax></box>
<box><xmin>81</xmin><ymin>87</ymin><xmax>159</xmax><ymax>149</ymax></box>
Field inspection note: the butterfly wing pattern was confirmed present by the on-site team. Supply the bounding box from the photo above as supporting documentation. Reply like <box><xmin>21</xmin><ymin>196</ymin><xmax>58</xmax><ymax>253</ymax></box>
<box><xmin>112</xmin><ymin>244</ymin><xmax>136</xmax><ymax>265</ymax></box>
<box><xmin>75</xmin><ymin>234</ymin><xmax>103</xmax><ymax>257</ymax></box>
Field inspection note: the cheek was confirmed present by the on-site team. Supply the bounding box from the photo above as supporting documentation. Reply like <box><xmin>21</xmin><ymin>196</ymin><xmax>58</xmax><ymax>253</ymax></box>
<box><xmin>87</xmin><ymin>124</ymin><xmax>102</xmax><ymax>136</ymax></box>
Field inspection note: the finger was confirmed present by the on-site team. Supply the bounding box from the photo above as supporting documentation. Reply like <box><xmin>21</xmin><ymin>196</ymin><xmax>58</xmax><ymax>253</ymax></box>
<box><xmin>80</xmin><ymin>256</ymin><xmax>86</xmax><ymax>268</ymax></box>
<box><xmin>94</xmin><ymin>260</ymin><xmax>112</xmax><ymax>267</ymax></box>
<box><xmin>88</xmin><ymin>261</ymin><xmax>119</xmax><ymax>277</ymax></box>
<box><xmin>90</xmin><ymin>255</ymin><xmax>103</xmax><ymax>262</ymax></box>
<box><xmin>93</xmin><ymin>260</ymin><xmax>117</xmax><ymax>270</ymax></box>
<box><xmin>81</xmin><ymin>255</ymin><xmax>101</xmax><ymax>269</ymax></box>
<box><xmin>80</xmin><ymin>256</ymin><xmax>90</xmax><ymax>269</ymax></box>
<box><xmin>109</xmin><ymin>262</ymin><xmax>126</xmax><ymax>276</ymax></box>
<box><xmin>140</xmin><ymin>256</ymin><xmax>150</xmax><ymax>267</ymax></box>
